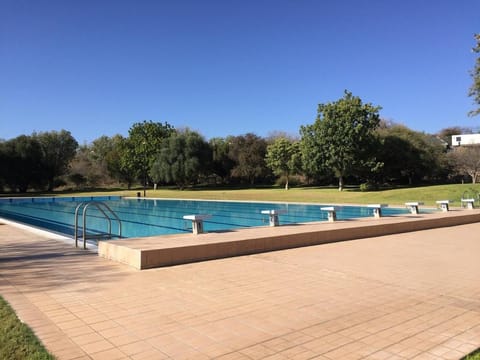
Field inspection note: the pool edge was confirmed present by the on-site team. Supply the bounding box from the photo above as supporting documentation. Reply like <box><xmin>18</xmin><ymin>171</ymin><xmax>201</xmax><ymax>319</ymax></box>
<box><xmin>98</xmin><ymin>209</ymin><xmax>480</xmax><ymax>270</ymax></box>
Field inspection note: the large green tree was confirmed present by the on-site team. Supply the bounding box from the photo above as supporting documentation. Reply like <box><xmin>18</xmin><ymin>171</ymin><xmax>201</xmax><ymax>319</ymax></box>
<box><xmin>34</xmin><ymin>130</ymin><xmax>78</xmax><ymax>191</ymax></box>
<box><xmin>89</xmin><ymin>135</ymin><xmax>134</xmax><ymax>186</ymax></box>
<box><xmin>228</xmin><ymin>133</ymin><xmax>270</xmax><ymax>184</ymax></box>
<box><xmin>468</xmin><ymin>33</ymin><xmax>480</xmax><ymax>117</ymax></box>
<box><xmin>265</xmin><ymin>138</ymin><xmax>301</xmax><ymax>190</ymax></box>
<box><xmin>1</xmin><ymin>135</ymin><xmax>43</xmax><ymax>192</ymax></box>
<box><xmin>104</xmin><ymin>135</ymin><xmax>135</xmax><ymax>187</ymax></box>
<box><xmin>299</xmin><ymin>127</ymin><xmax>333</xmax><ymax>184</ymax></box>
<box><xmin>121</xmin><ymin>120</ymin><xmax>175</xmax><ymax>191</ymax></box>
<box><xmin>0</xmin><ymin>141</ymin><xmax>5</xmax><ymax>191</ymax></box>
<box><xmin>150</xmin><ymin>129</ymin><xmax>211</xmax><ymax>189</ymax></box>
<box><xmin>300</xmin><ymin>91</ymin><xmax>382</xmax><ymax>190</ymax></box>
<box><xmin>377</xmin><ymin>123</ymin><xmax>448</xmax><ymax>185</ymax></box>
<box><xmin>209</xmin><ymin>137</ymin><xmax>236</xmax><ymax>184</ymax></box>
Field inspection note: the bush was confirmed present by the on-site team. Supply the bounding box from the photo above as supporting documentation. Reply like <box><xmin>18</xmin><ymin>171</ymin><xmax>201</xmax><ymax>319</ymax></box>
<box><xmin>274</xmin><ymin>175</ymin><xmax>303</xmax><ymax>188</ymax></box>
<box><xmin>359</xmin><ymin>182</ymin><xmax>378</xmax><ymax>192</ymax></box>
<box><xmin>68</xmin><ymin>173</ymin><xmax>87</xmax><ymax>189</ymax></box>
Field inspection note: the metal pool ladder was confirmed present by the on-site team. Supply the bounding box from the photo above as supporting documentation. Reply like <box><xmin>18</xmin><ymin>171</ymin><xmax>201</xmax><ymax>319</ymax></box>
<box><xmin>74</xmin><ymin>201</ymin><xmax>122</xmax><ymax>249</ymax></box>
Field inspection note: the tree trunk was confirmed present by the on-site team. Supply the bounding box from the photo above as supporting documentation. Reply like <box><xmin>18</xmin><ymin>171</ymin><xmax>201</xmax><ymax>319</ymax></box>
<box><xmin>285</xmin><ymin>176</ymin><xmax>289</xmax><ymax>190</ymax></box>
<box><xmin>154</xmin><ymin>183</ymin><xmax>158</xmax><ymax>190</ymax></box>
<box><xmin>338</xmin><ymin>176</ymin><xmax>344</xmax><ymax>191</ymax></box>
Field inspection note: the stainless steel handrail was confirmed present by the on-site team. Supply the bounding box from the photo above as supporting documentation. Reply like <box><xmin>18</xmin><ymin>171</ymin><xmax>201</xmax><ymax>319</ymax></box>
<box><xmin>74</xmin><ymin>201</ymin><xmax>122</xmax><ymax>249</ymax></box>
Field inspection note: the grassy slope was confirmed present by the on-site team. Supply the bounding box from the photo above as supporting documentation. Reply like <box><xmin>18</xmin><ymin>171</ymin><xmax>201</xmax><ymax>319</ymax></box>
<box><xmin>0</xmin><ymin>296</ymin><xmax>54</xmax><ymax>360</ymax></box>
<box><xmin>465</xmin><ymin>350</ymin><xmax>480</xmax><ymax>360</ymax></box>
<box><xmin>43</xmin><ymin>183</ymin><xmax>480</xmax><ymax>207</ymax></box>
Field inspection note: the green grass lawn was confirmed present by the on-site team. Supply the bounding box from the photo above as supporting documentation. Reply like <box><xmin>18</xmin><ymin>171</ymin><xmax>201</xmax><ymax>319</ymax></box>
<box><xmin>0</xmin><ymin>296</ymin><xmax>54</xmax><ymax>360</ymax></box>
<box><xmin>34</xmin><ymin>183</ymin><xmax>480</xmax><ymax>207</ymax></box>
<box><xmin>464</xmin><ymin>350</ymin><xmax>480</xmax><ymax>360</ymax></box>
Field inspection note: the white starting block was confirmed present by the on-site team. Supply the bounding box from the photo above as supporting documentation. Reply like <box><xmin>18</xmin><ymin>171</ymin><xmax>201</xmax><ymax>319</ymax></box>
<box><xmin>261</xmin><ymin>209</ymin><xmax>286</xmax><ymax>227</ymax></box>
<box><xmin>436</xmin><ymin>200</ymin><xmax>450</xmax><ymax>212</ymax></box>
<box><xmin>405</xmin><ymin>202</ymin><xmax>423</xmax><ymax>214</ymax></box>
<box><xmin>320</xmin><ymin>206</ymin><xmax>337</xmax><ymax>222</ymax></box>
<box><xmin>461</xmin><ymin>198</ymin><xmax>475</xmax><ymax>209</ymax></box>
<box><xmin>183</xmin><ymin>214</ymin><xmax>212</xmax><ymax>235</ymax></box>
<box><xmin>367</xmin><ymin>204</ymin><xmax>388</xmax><ymax>218</ymax></box>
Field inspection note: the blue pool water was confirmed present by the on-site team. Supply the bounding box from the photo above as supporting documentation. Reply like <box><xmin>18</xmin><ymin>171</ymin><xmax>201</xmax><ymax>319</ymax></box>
<box><xmin>0</xmin><ymin>196</ymin><xmax>414</xmax><ymax>239</ymax></box>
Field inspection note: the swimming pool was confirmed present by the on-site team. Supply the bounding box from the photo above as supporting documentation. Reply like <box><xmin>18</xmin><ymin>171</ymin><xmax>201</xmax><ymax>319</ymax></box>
<box><xmin>0</xmin><ymin>196</ymin><xmax>414</xmax><ymax>240</ymax></box>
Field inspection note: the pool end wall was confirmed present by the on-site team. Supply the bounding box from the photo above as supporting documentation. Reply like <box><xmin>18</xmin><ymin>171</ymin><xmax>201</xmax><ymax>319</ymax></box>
<box><xmin>98</xmin><ymin>209</ymin><xmax>480</xmax><ymax>270</ymax></box>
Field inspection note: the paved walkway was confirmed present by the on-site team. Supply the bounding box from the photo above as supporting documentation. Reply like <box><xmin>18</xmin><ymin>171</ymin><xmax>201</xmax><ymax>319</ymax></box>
<box><xmin>0</xmin><ymin>221</ymin><xmax>479</xmax><ymax>360</ymax></box>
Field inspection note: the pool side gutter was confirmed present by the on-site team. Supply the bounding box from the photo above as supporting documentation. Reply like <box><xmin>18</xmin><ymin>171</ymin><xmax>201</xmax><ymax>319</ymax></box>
<box><xmin>98</xmin><ymin>209</ymin><xmax>480</xmax><ymax>270</ymax></box>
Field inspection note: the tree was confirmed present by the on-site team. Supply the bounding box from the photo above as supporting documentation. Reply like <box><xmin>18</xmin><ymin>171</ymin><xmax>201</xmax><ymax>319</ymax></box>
<box><xmin>209</xmin><ymin>137</ymin><xmax>236</xmax><ymax>184</ymax></box>
<box><xmin>378</xmin><ymin>130</ymin><xmax>426</xmax><ymax>185</ymax></box>
<box><xmin>448</xmin><ymin>145</ymin><xmax>480</xmax><ymax>183</ymax></box>
<box><xmin>265</xmin><ymin>138</ymin><xmax>301</xmax><ymax>190</ymax></box>
<box><xmin>68</xmin><ymin>144</ymin><xmax>110</xmax><ymax>188</ymax></box>
<box><xmin>88</xmin><ymin>135</ymin><xmax>134</xmax><ymax>186</ymax></box>
<box><xmin>90</xmin><ymin>135</ymin><xmax>115</xmax><ymax>165</ymax></box>
<box><xmin>468</xmin><ymin>33</ymin><xmax>480</xmax><ymax>117</ymax></box>
<box><xmin>377</xmin><ymin>124</ymin><xmax>448</xmax><ymax>185</ymax></box>
<box><xmin>34</xmin><ymin>130</ymin><xmax>78</xmax><ymax>191</ymax></box>
<box><xmin>300</xmin><ymin>91</ymin><xmax>382</xmax><ymax>190</ymax></box>
<box><xmin>121</xmin><ymin>120</ymin><xmax>175</xmax><ymax>192</ymax></box>
<box><xmin>68</xmin><ymin>172</ymin><xmax>87</xmax><ymax>189</ymax></box>
<box><xmin>0</xmin><ymin>141</ymin><xmax>5</xmax><ymax>191</ymax></box>
<box><xmin>437</xmin><ymin>126</ymin><xmax>474</xmax><ymax>147</ymax></box>
<box><xmin>299</xmin><ymin>125</ymin><xmax>333</xmax><ymax>184</ymax></box>
<box><xmin>228</xmin><ymin>133</ymin><xmax>270</xmax><ymax>184</ymax></box>
<box><xmin>150</xmin><ymin>129</ymin><xmax>211</xmax><ymax>189</ymax></box>
<box><xmin>104</xmin><ymin>135</ymin><xmax>135</xmax><ymax>187</ymax></box>
<box><xmin>1</xmin><ymin>135</ymin><xmax>43</xmax><ymax>192</ymax></box>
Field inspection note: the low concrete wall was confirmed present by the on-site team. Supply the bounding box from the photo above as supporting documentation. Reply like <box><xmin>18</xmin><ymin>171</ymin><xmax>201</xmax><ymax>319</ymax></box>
<box><xmin>98</xmin><ymin>210</ymin><xmax>480</xmax><ymax>270</ymax></box>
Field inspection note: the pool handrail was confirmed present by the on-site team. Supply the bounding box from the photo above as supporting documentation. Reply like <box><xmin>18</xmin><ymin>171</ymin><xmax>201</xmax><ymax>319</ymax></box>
<box><xmin>74</xmin><ymin>201</ymin><xmax>122</xmax><ymax>249</ymax></box>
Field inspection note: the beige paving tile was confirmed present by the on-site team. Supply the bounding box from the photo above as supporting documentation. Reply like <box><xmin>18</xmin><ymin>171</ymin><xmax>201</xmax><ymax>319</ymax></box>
<box><xmin>63</xmin><ymin>325</ymin><xmax>96</xmax><ymax>338</ymax></box>
<box><xmin>239</xmin><ymin>343</ymin><xmax>277</xmax><ymax>358</ymax></box>
<box><xmin>411</xmin><ymin>352</ymin><xmax>443</xmax><ymax>360</ymax></box>
<box><xmin>455</xmin><ymin>342</ymin><xmax>480</xmax><ymax>355</ymax></box>
<box><xmin>89</xmin><ymin>347</ymin><xmax>129</xmax><ymax>360</ymax></box>
<box><xmin>107</xmin><ymin>334</ymin><xmax>142</xmax><ymax>348</ymax></box>
<box><xmin>278</xmin><ymin>345</ymin><xmax>320</xmax><ymax>359</ymax></box>
<box><xmin>441</xmin><ymin>348</ymin><xmax>470</xmax><ymax>359</ymax></box>
<box><xmin>46</xmin><ymin>336</ymin><xmax>85</xmax><ymax>355</ymax></box>
<box><xmin>117</xmin><ymin>340</ymin><xmax>155</xmax><ymax>356</ymax></box>
<box><xmin>50</xmin><ymin>348</ymin><xmax>88</xmax><ymax>360</ymax></box>
<box><xmin>79</xmin><ymin>339</ymin><xmax>115</xmax><ymax>354</ymax></box>
<box><xmin>72</xmin><ymin>332</ymin><xmax>107</xmax><ymax>346</ymax></box>
<box><xmin>130</xmin><ymin>348</ymin><xmax>170</xmax><ymax>359</ymax></box>
<box><xmin>56</xmin><ymin>318</ymin><xmax>88</xmax><ymax>331</ymax></box>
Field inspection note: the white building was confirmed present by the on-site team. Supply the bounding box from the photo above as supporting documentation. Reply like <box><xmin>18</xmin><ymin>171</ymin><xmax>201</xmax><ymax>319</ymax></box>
<box><xmin>451</xmin><ymin>133</ymin><xmax>480</xmax><ymax>147</ymax></box>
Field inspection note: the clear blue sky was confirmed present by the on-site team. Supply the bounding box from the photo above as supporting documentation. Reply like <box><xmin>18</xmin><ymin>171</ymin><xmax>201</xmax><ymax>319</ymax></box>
<box><xmin>1</xmin><ymin>0</ymin><xmax>479</xmax><ymax>143</ymax></box>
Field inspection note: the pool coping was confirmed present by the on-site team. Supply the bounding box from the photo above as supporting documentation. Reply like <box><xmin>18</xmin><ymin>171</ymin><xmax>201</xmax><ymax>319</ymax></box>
<box><xmin>98</xmin><ymin>208</ymin><xmax>480</xmax><ymax>270</ymax></box>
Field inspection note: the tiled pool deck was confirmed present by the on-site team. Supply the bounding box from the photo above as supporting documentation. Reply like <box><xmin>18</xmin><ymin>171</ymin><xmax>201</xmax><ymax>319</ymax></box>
<box><xmin>1</xmin><ymin>210</ymin><xmax>480</xmax><ymax>359</ymax></box>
